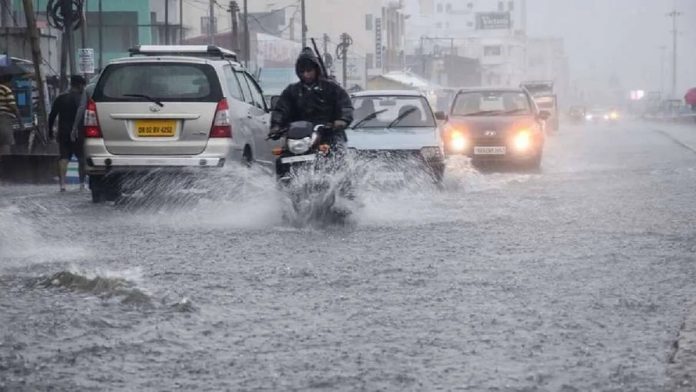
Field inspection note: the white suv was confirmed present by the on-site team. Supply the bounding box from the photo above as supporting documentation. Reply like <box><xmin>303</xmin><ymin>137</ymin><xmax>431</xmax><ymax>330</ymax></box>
<box><xmin>84</xmin><ymin>45</ymin><xmax>275</xmax><ymax>202</ymax></box>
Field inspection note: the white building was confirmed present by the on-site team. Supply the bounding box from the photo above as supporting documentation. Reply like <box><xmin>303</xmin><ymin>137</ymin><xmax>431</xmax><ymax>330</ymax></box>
<box><xmin>526</xmin><ymin>37</ymin><xmax>569</xmax><ymax>99</ymax></box>
<box><xmin>404</xmin><ymin>0</ymin><xmax>528</xmax><ymax>87</ymax></box>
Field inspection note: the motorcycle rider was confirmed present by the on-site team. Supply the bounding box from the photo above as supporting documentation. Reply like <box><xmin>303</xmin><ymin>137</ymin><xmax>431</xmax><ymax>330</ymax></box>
<box><xmin>269</xmin><ymin>47</ymin><xmax>353</xmax><ymax>147</ymax></box>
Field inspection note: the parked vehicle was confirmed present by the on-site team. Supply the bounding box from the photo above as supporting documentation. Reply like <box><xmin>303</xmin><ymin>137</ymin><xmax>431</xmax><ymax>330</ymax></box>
<box><xmin>84</xmin><ymin>45</ymin><xmax>274</xmax><ymax>203</ymax></box>
<box><xmin>347</xmin><ymin>90</ymin><xmax>446</xmax><ymax>184</ymax></box>
<box><xmin>444</xmin><ymin>88</ymin><xmax>548</xmax><ymax>170</ymax></box>
<box><xmin>521</xmin><ymin>80</ymin><xmax>559</xmax><ymax>132</ymax></box>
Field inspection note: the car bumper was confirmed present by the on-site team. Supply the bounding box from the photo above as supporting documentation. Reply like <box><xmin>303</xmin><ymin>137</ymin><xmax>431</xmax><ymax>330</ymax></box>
<box><xmin>84</xmin><ymin>138</ymin><xmax>242</xmax><ymax>175</ymax></box>
<box><xmin>446</xmin><ymin>144</ymin><xmax>542</xmax><ymax>162</ymax></box>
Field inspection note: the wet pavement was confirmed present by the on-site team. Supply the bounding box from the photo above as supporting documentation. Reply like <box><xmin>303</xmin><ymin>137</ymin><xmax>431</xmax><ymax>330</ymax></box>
<box><xmin>1</xmin><ymin>120</ymin><xmax>696</xmax><ymax>391</ymax></box>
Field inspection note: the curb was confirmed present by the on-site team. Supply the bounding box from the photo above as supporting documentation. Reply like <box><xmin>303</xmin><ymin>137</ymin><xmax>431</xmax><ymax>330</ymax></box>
<box><xmin>668</xmin><ymin>305</ymin><xmax>696</xmax><ymax>391</ymax></box>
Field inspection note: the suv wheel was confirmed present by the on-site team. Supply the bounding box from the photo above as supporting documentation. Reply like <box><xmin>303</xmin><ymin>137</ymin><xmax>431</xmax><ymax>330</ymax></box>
<box><xmin>242</xmin><ymin>146</ymin><xmax>253</xmax><ymax>167</ymax></box>
<box><xmin>89</xmin><ymin>175</ymin><xmax>105</xmax><ymax>203</ymax></box>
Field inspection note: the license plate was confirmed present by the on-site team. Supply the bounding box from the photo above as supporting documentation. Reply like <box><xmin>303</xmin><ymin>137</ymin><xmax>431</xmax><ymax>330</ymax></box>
<box><xmin>474</xmin><ymin>146</ymin><xmax>506</xmax><ymax>155</ymax></box>
<box><xmin>281</xmin><ymin>154</ymin><xmax>316</xmax><ymax>164</ymax></box>
<box><xmin>135</xmin><ymin>120</ymin><xmax>176</xmax><ymax>137</ymax></box>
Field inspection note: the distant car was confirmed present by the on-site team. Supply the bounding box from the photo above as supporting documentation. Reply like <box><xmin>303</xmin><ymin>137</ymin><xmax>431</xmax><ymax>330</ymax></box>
<box><xmin>585</xmin><ymin>108</ymin><xmax>619</xmax><ymax>123</ymax></box>
<box><xmin>568</xmin><ymin>106</ymin><xmax>587</xmax><ymax>123</ymax></box>
<box><xmin>84</xmin><ymin>45</ymin><xmax>275</xmax><ymax>203</ymax></box>
<box><xmin>443</xmin><ymin>88</ymin><xmax>548</xmax><ymax>169</ymax></box>
<box><xmin>347</xmin><ymin>90</ymin><xmax>446</xmax><ymax>183</ymax></box>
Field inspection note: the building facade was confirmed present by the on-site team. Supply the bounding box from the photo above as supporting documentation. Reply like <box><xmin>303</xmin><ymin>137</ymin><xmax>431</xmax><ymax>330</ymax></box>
<box><xmin>404</xmin><ymin>0</ymin><xmax>528</xmax><ymax>87</ymax></box>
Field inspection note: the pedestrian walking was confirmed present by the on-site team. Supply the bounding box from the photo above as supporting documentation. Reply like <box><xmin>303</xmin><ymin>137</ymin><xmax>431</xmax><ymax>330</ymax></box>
<box><xmin>0</xmin><ymin>75</ymin><xmax>23</xmax><ymax>156</ymax></box>
<box><xmin>48</xmin><ymin>75</ymin><xmax>87</xmax><ymax>192</ymax></box>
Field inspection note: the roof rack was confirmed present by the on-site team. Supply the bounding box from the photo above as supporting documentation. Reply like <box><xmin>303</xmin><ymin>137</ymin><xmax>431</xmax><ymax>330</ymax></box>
<box><xmin>128</xmin><ymin>45</ymin><xmax>238</xmax><ymax>61</ymax></box>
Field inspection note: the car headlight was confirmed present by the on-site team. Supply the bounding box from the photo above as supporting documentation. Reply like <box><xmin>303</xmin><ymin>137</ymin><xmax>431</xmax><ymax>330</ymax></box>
<box><xmin>420</xmin><ymin>146</ymin><xmax>442</xmax><ymax>159</ymax></box>
<box><xmin>513</xmin><ymin>130</ymin><xmax>532</xmax><ymax>151</ymax></box>
<box><xmin>448</xmin><ymin>130</ymin><xmax>469</xmax><ymax>152</ymax></box>
<box><xmin>585</xmin><ymin>114</ymin><xmax>593</xmax><ymax>120</ymax></box>
<box><xmin>610</xmin><ymin>112</ymin><xmax>619</xmax><ymax>120</ymax></box>
<box><xmin>288</xmin><ymin>137</ymin><xmax>313</xmax><ymax>154</ymax></box>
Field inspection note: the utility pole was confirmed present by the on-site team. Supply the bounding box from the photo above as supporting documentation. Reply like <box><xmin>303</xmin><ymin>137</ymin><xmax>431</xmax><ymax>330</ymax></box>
<box><xmin>98</xmin><ymin>0</ymin><xmax>103</xmax><ymax>70</ymax></box>
<box><xmin>243</xmin><ymin>0</ymin><xmax>249</xmax><ymax>67</ymax></box>
<box><xmin>336</xmin><ymin>33</ymin><xmax>352</xmax><ymax>88</ymax></box>
<box><xmin>208</xmin><ymin>0</ymin><xmax>215</xmax><ymax>44</ymax></box>
<box><xmin>1</xmin><ymin>0</ymin><xmax>12</xmax><ymax>27</ymax></box>
<box><xmin>228</xmin><ymin>1</ymin><xmax>239</xmax><ymax>52</ymax></box>
<box><xmin>179</xmin><ymin>0</ymin><xmax>184</xmax><ymax>43</ymax></box>
<box><xmin>300</xmin><ymin>0</ymin><xmax>306</xmax><ymax>47</ymax></box>
<box><xmin>21</xmin><ymin>0</ymin><xmax>49</xmax><ymax>143</ymax></box>
<box><xmin>667</xmin><ymin>9</ymin><xmax>681</xmax><ymax>99</ymax></box>
<box><xmin>164</xmin><ymin>0</ymin><xmax>169</xmax><ymax>44</ymax></box>
<box><xmin>659</xmin><ymin>45</ymin><xmax>667</xmax><ymax>98</ymax></box>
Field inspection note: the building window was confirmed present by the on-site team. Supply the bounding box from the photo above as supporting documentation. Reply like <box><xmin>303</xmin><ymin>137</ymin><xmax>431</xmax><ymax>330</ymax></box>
<box><xmin>498</xmin><ymin>1</ymin><xmax>504</xmax><ymax>11</ymax></box>
<box><xmin>366</xmin><ymin>14</ymin><xmax>373</xmax><ymax>31</ymax></box>
<box><xmin>467</xmin><ymin>2</ymin><xmax>473</xmax><ymax>9</ymax></box>
<box><xmin>201</xmin><ymin>16</ymin><xmax>217</xmax><ymax>35</ymax></box>
<box><xmin>508</xmin><ymin>1</ymin><xmax>514</xmax><ymax>10</ymax></box>
<box><xmin>484</xmin><ymin>45</ymin><xmax>502</xmax><ymax>56</ymax></box>
<box><xmin>446</xmin><ymin>3</ymin><xmax>452</xmax><ymax>12</ymax></box>
<box><xmin>437</xmin><ymin>3</ymin><xmax>443</xmax><ymax>12</ymax></box>
<box><xmin>436</xmin><ymin>22</ymin><xmax>442</xmax><ymax>28</ymax></box>
<box><xmin>467</xmin><ymin>21</ymin><xmax>474</xmax><ymax>27</ymax></box>
<box><xmin>366</xmin><ymin>53</ymin><xmax>374</xmax><ymax>69</ymax></box>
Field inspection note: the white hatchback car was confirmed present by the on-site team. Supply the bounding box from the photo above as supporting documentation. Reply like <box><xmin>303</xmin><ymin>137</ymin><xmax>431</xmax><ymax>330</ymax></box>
<box><xmin>84</xmin><ymin>45</ymin><xmax>275</xmax><ymax>202</ymax></box>
<box><xmin>347</xmin><ymin>90</ymin><xmax>446</xmax><ymax>183</ymax></box>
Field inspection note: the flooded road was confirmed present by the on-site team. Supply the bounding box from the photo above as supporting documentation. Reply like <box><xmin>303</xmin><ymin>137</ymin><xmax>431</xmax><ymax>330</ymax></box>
<box><xmin>2</xmin><ymin>121</ymin><xmax>696</xmax><ymax>391</ymax></box>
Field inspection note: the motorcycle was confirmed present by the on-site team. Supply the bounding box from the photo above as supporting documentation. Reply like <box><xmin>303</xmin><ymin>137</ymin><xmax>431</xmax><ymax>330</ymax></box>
<box><xmin>270</xmin><ymin>121</ymin><xmax>353</xmax><ymax>224</ymax></box>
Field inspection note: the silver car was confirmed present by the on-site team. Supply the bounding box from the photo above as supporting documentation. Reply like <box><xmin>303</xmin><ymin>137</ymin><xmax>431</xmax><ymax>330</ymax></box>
<box><xmin>347</xmin><ymin>90</ymin><xmax>446</xmax><ymax>184</ymax></box>
<box><xmin>84</xmin><ymin>45</ymin><xmax>274</xmax><ymax>202</ymax></box>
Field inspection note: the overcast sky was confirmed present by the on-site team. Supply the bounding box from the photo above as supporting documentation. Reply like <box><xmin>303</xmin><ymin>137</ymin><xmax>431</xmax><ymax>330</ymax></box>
<box><xmin>527</xmin><ymin>0</ymin><xmax>696</xmax><ymax>94</ymax></box>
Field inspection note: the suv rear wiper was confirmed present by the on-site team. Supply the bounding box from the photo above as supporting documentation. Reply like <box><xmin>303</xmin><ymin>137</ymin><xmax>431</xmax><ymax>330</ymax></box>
<box><xmin>123</xmin><ymin>94</ymin><xmax>164</xmax><ymax>107</ymax></box>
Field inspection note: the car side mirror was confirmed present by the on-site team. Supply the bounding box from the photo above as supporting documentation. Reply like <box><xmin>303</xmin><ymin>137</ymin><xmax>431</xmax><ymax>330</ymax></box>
<box><xmin>434</xmin><ymin>111</ymin><xmax>448</xmax><ymax>121</ymax></box>
<box><xmin>538</xmin><ymin>110</ymin><xmax>551</xmax><ymax>121</ymax></box>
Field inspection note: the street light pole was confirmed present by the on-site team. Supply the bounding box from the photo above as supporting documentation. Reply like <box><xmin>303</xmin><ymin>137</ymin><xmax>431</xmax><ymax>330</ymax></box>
<box><xmin>164</xmin><ymin>0</ymin><xmax>169</xmax><ymax>44</ymax></box>
<box><xmin>667</xmin><ymin>9</ymin><xmax>681</xmax><ymax>98</ymax></box>
<box><xmin>208</xmin><ymin>0</ymin><xmax>215</xmax><ymax>44</ymax></box>
<box><xmin>300</xmin><ymin>0</ymin><xmax>306</xmax><ymax>47</ymax></box>
<box><xmin>243</xmin><ymin>0</ymin><xmax>249</xmax><ymax>67</ymax></box>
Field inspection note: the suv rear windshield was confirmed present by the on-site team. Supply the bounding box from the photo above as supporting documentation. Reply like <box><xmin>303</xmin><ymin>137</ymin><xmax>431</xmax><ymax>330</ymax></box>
<box><xmin>92</xmin><ymin>62</ymin><xmax>223</xmax><ymax>102</ymax></box>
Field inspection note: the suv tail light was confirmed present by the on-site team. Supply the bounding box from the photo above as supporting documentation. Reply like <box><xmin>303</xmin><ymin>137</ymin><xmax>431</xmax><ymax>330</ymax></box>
<box><xmin>84</xmin><ymin>99</ymin><xmax>102</xmax><ymax>138</ymax></box>
<box><xmin>210</xmin><ymin>98</ymin><xmax>233</xmax><ymax>138</ymax></box>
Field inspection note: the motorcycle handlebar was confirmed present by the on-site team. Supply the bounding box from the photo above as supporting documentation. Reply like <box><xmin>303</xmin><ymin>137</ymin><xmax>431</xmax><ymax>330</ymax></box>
<box><xmin>267</xmin><ymin>124</ymin><xmax>334</xmax><ymax>140</ymax></box>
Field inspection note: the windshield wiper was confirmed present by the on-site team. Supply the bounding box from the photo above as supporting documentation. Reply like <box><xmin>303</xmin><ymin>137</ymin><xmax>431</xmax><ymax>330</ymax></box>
<box><xmin>123</xmin><ymin>94</ymin><xmax>164</xmax><ymax>107</ymax></box>
<box><xmin>387</xmin><ymin>107</ymin><xmax>417</xmax><ymax>128</ymax></box>
<box><xmin>501</xmin><ymin>109</ymin><xmax>530</xmax><ymax>115</ymax></box>
<box><xmin>459</xmin><ymin>110</ymin><xmax>503</xmax><ymax>117</ymax></box>
<box><xmin>351</xmin><ymin>109</ymin><xmax>388</xmax><ymax>129</ymax></box>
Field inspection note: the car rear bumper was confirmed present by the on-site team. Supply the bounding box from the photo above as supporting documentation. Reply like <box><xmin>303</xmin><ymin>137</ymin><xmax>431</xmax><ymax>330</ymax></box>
<box><xmin>84</xmin><ymin>138</ymin><xmax>242</xmax><ymax>175</ymax></box>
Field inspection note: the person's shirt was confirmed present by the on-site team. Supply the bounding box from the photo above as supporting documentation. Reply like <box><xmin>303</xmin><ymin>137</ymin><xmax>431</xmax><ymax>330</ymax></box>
<box><xmin>48</xmin><ymin>90</ymin><xmax>83</xmax><ymax>140</ymax></box>
<box><xmin>0</xmin><ymin>83</ymin><xmax>18</xmax><ymax>119</ymax></box>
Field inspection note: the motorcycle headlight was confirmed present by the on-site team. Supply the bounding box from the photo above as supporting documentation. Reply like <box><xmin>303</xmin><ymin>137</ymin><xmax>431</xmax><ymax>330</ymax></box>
<box><xmin>288</xmin><ymin>137</ymin><xmax>313</xmax><ymax>154</ymax></box>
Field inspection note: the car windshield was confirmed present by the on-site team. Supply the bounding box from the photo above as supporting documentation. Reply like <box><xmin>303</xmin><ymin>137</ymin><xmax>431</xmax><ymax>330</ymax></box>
<box><xmin>92</xmin><ymin>63</ymin><xmax>222</xmax><ymax>102</ymax></box>
<box><xmin>452</xmin><ymin>91</ymin><xmax>532</xmax><ymax>116</ymax></box>
<box><xmin>351</xmin><ymin>95</ymin><xmax>437</xmax><ymax>129</ymax></box>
